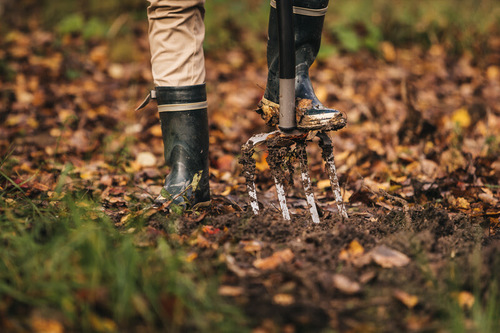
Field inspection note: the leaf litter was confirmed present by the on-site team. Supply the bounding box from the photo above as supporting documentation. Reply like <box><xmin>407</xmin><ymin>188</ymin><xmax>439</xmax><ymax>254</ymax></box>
<box><xmin>1</xmin><ymin>15</ymin><xmax>499</xmax><ymax>332</ymax></box>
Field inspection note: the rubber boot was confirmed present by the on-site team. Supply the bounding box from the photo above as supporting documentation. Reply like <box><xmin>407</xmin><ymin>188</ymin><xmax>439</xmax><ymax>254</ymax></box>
<box><xmin>153</xmin><ymin>84</ymin><xmax>210</xmax><ymax>208</ymax></box>
<box><xmin>257</xmin><ymin>0</ymin><xmax>346</xmax><ymax>131</ymax></box>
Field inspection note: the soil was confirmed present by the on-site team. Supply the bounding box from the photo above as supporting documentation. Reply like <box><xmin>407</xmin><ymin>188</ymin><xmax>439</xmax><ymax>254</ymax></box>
<box><xmin>154</xmin><ymin>192</ymin><xmax>499</xmax><ymax>332</ymax></box>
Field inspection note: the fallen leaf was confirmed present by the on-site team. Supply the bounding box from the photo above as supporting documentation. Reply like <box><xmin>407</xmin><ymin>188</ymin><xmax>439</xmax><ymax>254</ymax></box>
<box><xmin>317</xmin><ymin>179</ymin><xmax>331</xmax><ymax>190</ymax></box>
<box><xmin>394</xmin><ymin>290</ymin><xmax>419</xmax><ymax>308</ymax></box>
<box><xmin>150</xmin><ymin>124</ymin><xmax>163</xmax><ymax>137</ymax></box>
<box><xmin>240</xmin><ymin>240</ymin><xmax>263</xmax><ymax>252</ymax></box>
<box><xmin>369</xmin><ymin>245</ymin><xmax>410</xmax><ymax>268</ymax></box>
<box><xmin>339</xmin><ymin>239</ymin><xmax>365</xmax><ymax>261</ymax></box>
<box><xmin>332</xmin><ymin>274</ymin><xmax>361</xmax><ymax>294</ymax></box>
<box><xmin>273</xmin><ymin>293</ymin><xmax>294</xmax><ymax>306</ymax></box>
<box><xmin>479</xmin><ymin>192</ymin><xmax>498</xmax><ymax>206</ymax></box>
<box><xmin>89</xmin><ymin>314</ymin><xmax>118</xmax><ymax>332</ymax></box>
<box><xmin>202</xmin><ymin>225</ymin><xmax>220</xmax><ymax>235</ymax></box>
<box><xmin>253</xmin><ymin>249</ymin><xmax>294</xmax><ymax>270</ymax></box>
<box><xmin>216</xmin><ymin>154</ymin><xmax>235</xmax><ymax>172</ymax></box>
<box><xmin>452</xmin><ymin>108</ymin><xmax>471</xmax><ymax>128</ymax></box>
<box><xmin>457</xmin><ymin>291</ymin><xmax>475</xmax><ymax>309</ymax></box>
<box><xmin>218</xmin><ymin>285</ymin><xmax>244</xmax><ymax>297</ymax></box>
<box><xmin>448</xmin><ymin>196</ymin><xmax>471</xmax><ymax>210</ymax></box>
<box><xmin>381</xmin><ymin>41</ymin><xmax>396</xmax><ymax>62</ymax></box>
<box><xmin>185</xmin><ymin>252</ymin><xmax>198</xmax><ymax>262</ymax></box>
<box><xmin>255</xmin><ymin>152</ymin><xmax>269</xmax><ymax>171</ymax></box>
<box><xmin>135</xmin><ymin>152</ymin><xmax>157</xmax><ymax>168</ymax></box>
<box><xmin>31</xmin><ymin>317</ymin><xmax>64</xmax><ymax>333</ymax></box>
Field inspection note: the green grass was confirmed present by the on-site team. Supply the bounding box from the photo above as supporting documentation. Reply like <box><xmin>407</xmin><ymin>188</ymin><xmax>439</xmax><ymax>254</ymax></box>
<box><xmin>4</xmin><ymin>0</ymin><xmax>498</xmax><ymax>58</ymax></box>
<box><xmin>0</xmin><ymin>167</ymin><xmax>246</xmax><ymax>332</ymax></box>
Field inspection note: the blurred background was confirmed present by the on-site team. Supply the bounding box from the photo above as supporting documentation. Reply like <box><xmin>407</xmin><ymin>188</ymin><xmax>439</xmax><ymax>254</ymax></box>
<box><xmin>1</xmin><ymin>0</ymin><xmax>499</xmax><ymax>61</ymax></box>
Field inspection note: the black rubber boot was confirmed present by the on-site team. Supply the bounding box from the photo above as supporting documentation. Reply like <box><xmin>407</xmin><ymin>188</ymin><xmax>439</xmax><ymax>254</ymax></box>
<box><xmin>154</xmin><ymin>84</ymin><xmax>210</xmax><ymax>209</ymax></box>
<box><xmin>257</xmin><ymin>0</ymin><xmax>346</xmax><ymax>131</ymax></box>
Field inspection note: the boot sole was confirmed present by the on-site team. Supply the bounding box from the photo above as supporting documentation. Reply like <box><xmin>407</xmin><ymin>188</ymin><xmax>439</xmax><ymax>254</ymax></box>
<box><xmin>297</xmin><ymin>112</ymin><xmax>347</xmax><ymax>131</ymax></box>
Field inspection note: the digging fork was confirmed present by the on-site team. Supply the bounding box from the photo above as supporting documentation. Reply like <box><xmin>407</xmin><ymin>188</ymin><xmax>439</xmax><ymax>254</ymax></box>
<box><xmin>240</xmin><ymin>0</ymin><xmax>348</xmax><ymax>222</ymax></box>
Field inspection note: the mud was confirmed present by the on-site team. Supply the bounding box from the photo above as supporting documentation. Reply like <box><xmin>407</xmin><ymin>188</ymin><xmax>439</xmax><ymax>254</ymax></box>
<box><xmin>166</xmin><ymin>200</ymin><xmax>499</xmax><ymax>332</ymax></box>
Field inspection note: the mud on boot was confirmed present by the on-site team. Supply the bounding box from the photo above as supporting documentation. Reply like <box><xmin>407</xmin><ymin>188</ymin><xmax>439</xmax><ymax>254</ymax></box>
<box><xmin>257</xmin><ymin>0</ymin><xmax>346</xmax><ymax>131</ymax></box>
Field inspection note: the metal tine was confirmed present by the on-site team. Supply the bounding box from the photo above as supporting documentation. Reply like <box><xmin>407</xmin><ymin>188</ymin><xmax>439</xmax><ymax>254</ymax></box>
<box><xmin>246</xmin><ymin>173</ymin><xmax>260</xmax><ymax>215</ymax></box>
<box><xmin>274</xmin><ymin>179</ymin><xmax>291</xmax><ymax>220</ymax></box>
<box><xmin>317</xmin><ymin>132</ymin><xmax>348</xmax><ymax>219</ymax></box>
<box><xmin>295</xmin><ymin>141</ymin><xmax>320</xmax><ymax>223</ymax></box>
<box><xmin>241</xmin><ymin>131</ymin><xmax>279</xmax><ymax>216</ymax></box>
<box><xmin>267</xmin><ymin>143</ymin><xmax>293</xmax><ymax>220</ymax></box>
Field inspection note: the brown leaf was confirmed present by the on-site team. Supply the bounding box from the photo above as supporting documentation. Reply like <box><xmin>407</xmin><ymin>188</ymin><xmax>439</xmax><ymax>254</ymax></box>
<box><xmin>479</xmin><ymin>192</ymin><xmax>498</xmax><ymax>206</ymax></box>
<box><xmin>272</xmin><ymin>293</ymin><xmax>294</xmax><ymax>306</ymax></box>
<box><xmin>369</xmin><ymin>245</ymin><xmax>410</xmax><ymax>268</ymax></box>
<box><xmin>332</xmin><ymin>274</ymin><xmax>361</xmax><ymax>294</ymax></box>
<box><xmin>253</xmin><ymin>249</ymin><xmax>294</xmax><ymax>270</ymax></box>
<box><xmin>218</xmin><ymin>285</ymin><xmax>244</xmax><ymax>297</ymax></box>
<box><xmin>240</xmin><ymin>240</ymin><xmax>263</xmax><ymax>253</ymax></box>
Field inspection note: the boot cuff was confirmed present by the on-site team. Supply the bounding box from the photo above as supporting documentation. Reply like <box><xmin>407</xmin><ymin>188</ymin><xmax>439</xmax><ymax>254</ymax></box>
<box><xmin>155</xmin><ymin>84</ymin><xmax>207</xmax><ymax>105</ymax></box>
<box><xmin>270</xmin><ymin>0</ymin><xmax>328</xmax><ymax>16</ymax></box>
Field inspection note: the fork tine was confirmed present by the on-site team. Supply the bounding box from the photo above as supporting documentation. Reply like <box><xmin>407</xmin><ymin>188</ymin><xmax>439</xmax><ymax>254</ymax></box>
<box><xmin>317</xmin><ymin>132</ymin><xmax>348</xmax><ymax>219</ymax></box>
<box><xmin>296</xmin><ymin>141</ymin><xmax>320</xmax><ymax>223</ymax></box>
<box><xmin>241</xmin><ymin>131</ymin><xmax>277</xmax><ymax>215</ymax></box>
<box><xmin>274</xmin><ymin>179</ymin><xmax>291</xmax><ymax>220</ymax></box>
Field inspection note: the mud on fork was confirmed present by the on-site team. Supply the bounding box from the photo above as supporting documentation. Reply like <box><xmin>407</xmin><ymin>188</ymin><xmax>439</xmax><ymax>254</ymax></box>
<box><xmin>240</xmin><ymin>0</ymin><xmax>348</xmax><ymax>223</ymax></box>
<box><xmin>240</xmin><ymin>129</ymin><xmax>347</xmax><ymax>223</ymax></box>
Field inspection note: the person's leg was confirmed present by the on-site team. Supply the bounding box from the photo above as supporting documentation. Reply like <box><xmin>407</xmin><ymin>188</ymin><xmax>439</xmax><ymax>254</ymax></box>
<box><xmin>148</xmin><ymin>0</ymin><xmax>206</xmax><ymax>86</ymax></box>
<box><xmin>257</xmin><ymin>0</ymin><xmax>346</xmax><ymax>131</ymax></box>
<box><xmin>146</xmin><ymin>0</ymin><xmax>210</xmax><ymax>207</ymax></box>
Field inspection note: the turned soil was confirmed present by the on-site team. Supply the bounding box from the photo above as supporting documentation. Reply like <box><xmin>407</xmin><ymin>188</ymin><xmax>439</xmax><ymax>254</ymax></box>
<box><xmin>158</xmin><ymin>193</ymin><xmax>498</xmax><ymax>332</ymax></box>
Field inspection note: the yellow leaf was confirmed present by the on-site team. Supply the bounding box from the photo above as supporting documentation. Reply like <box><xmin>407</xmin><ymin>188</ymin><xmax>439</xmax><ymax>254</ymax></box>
<box><xmin>150</xmin><ymin>124</ymin><xmax>163</xmax><ymax>137</ymax></box>
<box><xmin>120</xmin><ymin>214</ymin><xmax>132</xmax><ymax>224</ymax></box>
<box><xmin>448</xmin><ymin>196</ymin><xmax>470</xmax><ymax>210</ymax></box>
<box><xmin>339</xmin><ymin>240</ymin><xmax>364</xmax><ymax>261</ymax></box>
<box><xmin>31</xmin><ymin>317</ymin><xmax>64</xmax><ymax>333</ymax></box>
<box><xmin>452</xmin><ymin>108</ymin><xmax>471</xmax><ymax>128</ymax></box>
<box><xmin>317</xmin><ymin>179</ymin><xmax>331</xmax><ymax>190</ymax></box>
<box><xmin>348</xmin><ymin>240</ymin><xmax>365</xmax><ymax>256</ymax></box>
<box><xmin>185</xmin><ymin>252</ymin><xmax>198</xmax><ymax>262</ymax></box>
<box><xmin>457</xmin><ymin>291</ymin><xmax>475</xmax><ymax>309</ymax></box>
<box><xmin>89</xmin><ymin>314</ymin><xmax>117</xmax><ymax>332</ymax></box>
<box><xmin>255</xmin><ymin>152</ymin><xmax>269</xmax><ymax>172</ymax></box>
<box><xmin>394</xmin><ymin>290</ymin><xmax>419</xmax><ymax>309</ymax></box>
<box><xmin>486</xmin><ymin>65</ymin><xmax>499</xmax><ymax>81</ymax></box>
<box><xmin>381</xmin><ymin>41</ymin><xmax>396</xmax><ymax>62</ymax></box>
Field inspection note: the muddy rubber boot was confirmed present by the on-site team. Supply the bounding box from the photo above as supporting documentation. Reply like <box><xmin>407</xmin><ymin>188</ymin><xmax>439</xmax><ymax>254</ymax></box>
<box><xmin>153</xmin><ymin>84</ymin><xmax>210</xmax><ymax>209</ymax></box>
<box><xmin>257</xmin><ymin>0</ymin><xmax>346</xmax><ymax>131</ymax></box>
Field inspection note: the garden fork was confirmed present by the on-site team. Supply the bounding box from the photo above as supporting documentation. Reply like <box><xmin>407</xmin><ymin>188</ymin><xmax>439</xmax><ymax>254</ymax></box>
<box><xmin>240</xmin><ymin>0</ymin><xmax>348</xmax><ymax>222</ymax></box>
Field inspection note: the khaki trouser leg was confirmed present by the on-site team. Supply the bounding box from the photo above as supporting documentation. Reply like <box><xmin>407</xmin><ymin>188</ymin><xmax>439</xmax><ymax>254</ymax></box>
<box><xmin>147</xmin><ymin>0</ymin><xmax>206</xmax><ymax>86</ymax></box>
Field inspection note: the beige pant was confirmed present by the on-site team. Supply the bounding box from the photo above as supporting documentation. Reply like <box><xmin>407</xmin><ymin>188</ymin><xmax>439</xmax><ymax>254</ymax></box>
<box><xmin>147</xmin><ymin>0</ymin><xmax>206</xmax><ymax>86</ymax></box>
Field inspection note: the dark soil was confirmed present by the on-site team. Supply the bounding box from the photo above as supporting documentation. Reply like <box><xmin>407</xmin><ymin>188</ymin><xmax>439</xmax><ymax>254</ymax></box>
<box><xmin>160</xmin><ymin>195</ymin><xmax>499</xmax><ymax>332</ymax></box>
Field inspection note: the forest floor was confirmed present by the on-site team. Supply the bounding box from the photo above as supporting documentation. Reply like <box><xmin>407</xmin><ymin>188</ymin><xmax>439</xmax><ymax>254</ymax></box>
<box><xmin>1</xmin><ymin>20</ymin><xmax>499</xmax><ymax>332</ymax></box>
